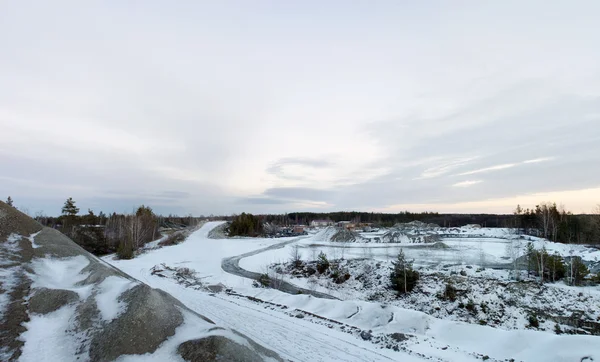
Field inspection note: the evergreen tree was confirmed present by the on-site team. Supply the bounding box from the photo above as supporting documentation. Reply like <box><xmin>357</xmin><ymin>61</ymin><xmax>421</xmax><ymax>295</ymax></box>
<box><xmin>61</xmin><ymin>197</ymin><xmax>80</xmax><ymax>216</ymax></box>
<box><xmin>390</xmin><ymin>249</ymin><xmax>419</xmax><ymax>294</ymax></box>
<box><xmin>316</xmin><ymin>251</ymin><xmax>330</xmax><ymax>273</ymax></box>
<box><xmin>567</xmin><ymin>256</ymin><xmax>589</xmax><ymax>285</ymax></box>
<box><xmin>6</xmin><ymin>196</ymin><xmax>13</xmax><ymax>207</ymax></box>
<box><xmin>228</xmin><ymin>213</ymin><xmax>264</xmax><ymax>237</ymax></box>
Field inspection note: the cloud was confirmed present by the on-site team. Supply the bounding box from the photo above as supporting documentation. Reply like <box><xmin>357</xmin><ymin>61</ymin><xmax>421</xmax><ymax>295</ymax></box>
<box><xmin>523</xmin><ymin>157</ymin><xmax>554</xmax><ymax>164</ymax></box>
<box><xmin>457</xmin><ymin>164</ymin><xmax>516</xmax><ymax>176</ymax></box>
<box><xmin>1</xmin><ymin>2</ymin><xmax>600</xmax><ymax>214</ymax></box>
<box><xmin>236</xmin><ymin>197</ymin><xmax>289</xmax><ymax>205</ymax></box>
<box><xmin>266</xmin><ymin>157</ymin><xmax>334</xmax><ymax>181</ymax></box>
<box><xmin>263</xmin><ymin>187</ymin><xmax>333</xmax><ymax>202</ymax></box>
<box><xmin>452</xmin><ymin>180</ymin><xmax>482</xmax><ymax>188</ymax></box>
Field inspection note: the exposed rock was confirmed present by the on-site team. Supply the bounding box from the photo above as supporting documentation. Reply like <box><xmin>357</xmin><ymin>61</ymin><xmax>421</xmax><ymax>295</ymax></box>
<box><xmin>178</xmin><ymin>333</ymin><xmax>284</xmax><ymax>362</ymax></box>
<box><xmin>89</xmin><ymin>285</ymin><xmax>187</xmax><ymax>361</ymax></box>
<box><xmin>389</xmin><ymin>332</ymin><xmax>408</xmax><ymax>342</ymax></box>
<box><xmin>207</xmin><ymin>283</ymin><xmax>226</xmax><ymax>293</ymax></box>
<box><xmin>360</xmin><ymin>330</ymin><xmax>373</xmax><ymax>341</ymax></box>
<box><xmin>28</xmin><ymin>288</ymin><xmax>79</xmax><ymax>314</ymax></box>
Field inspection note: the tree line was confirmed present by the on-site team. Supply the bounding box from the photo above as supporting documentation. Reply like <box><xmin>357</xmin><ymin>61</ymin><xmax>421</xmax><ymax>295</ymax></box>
<box><xmin>512</xmin><ymin>202</ymin><xmax>600</xmax><ymax>244</ymax></box>
<box><xmin>31</xmin><ymin>197</ymin><xmax>204</xmax><ymax>258</ymax></box>
<box><xmin>260</xmin><ymin>211</ymin><xmax>517</xmax><ymax>228</ymax></box>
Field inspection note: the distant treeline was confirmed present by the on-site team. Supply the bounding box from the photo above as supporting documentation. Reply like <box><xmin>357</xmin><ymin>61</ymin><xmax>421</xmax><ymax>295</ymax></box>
<box><xmin>511</xmin><ymin>203</ymin><xmax>600</xmax><ymax>245</ymax></box>
<box><xmin>259</xmin><ymin>211</ymin><xmax>514</xmax><ymax>228</ymax></box>
<box><xmin>254</xmin><ymin>204</ymin><xmax>600</xmax><ymax>245</ymax></box>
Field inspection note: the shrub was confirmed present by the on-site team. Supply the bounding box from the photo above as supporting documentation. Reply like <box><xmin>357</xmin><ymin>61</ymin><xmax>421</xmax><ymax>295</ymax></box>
<box><xmin>158</xmin><ymin>231</ymin><xmax>187</xmax><ymax>246</ymax></box>
<box><xmin>528</xmin><ymin>314</ymin><xmax>539</xmax><ymax>328</ymax></box>
<box><xmin>442</xmin><ymin>282</ymin><xmax>457</xmax><ymax>301</ymax></box>
<box><xmin>554</xmin><ymin>323</ymin><xmax>563</xmax><ymax>334</ymax></box>
<box><xmin>117</xmin><ymin>239</ymin><xmax>134</xmax><ymax>259</ymax></box>
<box><xmin>466</xmin><ymin>299</ymin><xmax>477</xmax><ymax>313</ymax></box>
<box><xmin>316</xmin><ymin>252</ymin><xmax>330</xmax><ymax>273</ymax></box>
<box><xmin>258</xmin><ymin>273</ymin><xmax>270</xmax><ymax>287</ymax></box>
<box><xmin>390</xmin><ymin>249</ymin><xmax>419</xmax><ymax>295</ymax></box>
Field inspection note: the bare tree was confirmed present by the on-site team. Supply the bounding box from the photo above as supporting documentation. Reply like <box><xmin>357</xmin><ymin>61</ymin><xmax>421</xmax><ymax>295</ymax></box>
<box><xmin>289</xmin><ymin>244</ymin><xmax>302</xmax><ymax>268</ymax></box>
<box><xmin>536</xmin><ymin>202</ymin><xmax>554</xmax><ymax>239</ymax></box>
<box><xmin>505</xmin><ymin>231</ymin><xmax>522</xmax><ymax>280</ymax></box>
<box><xmin>538</xmin><ymin>243</ymin><xmax>546</xmax><ymax>284</ymax></box>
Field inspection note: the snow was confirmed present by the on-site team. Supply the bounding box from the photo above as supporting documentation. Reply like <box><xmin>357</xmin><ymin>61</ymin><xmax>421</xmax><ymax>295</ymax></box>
<box><xmin>102</xmin><ymin>221</ymin><xmax>600</xmax><ymax>362</ymax></box>
<box><xmin>95</xmin><ymin>276</ymin><xmax>139</xmax><ymax>321</ymax></box>
<box><xmin>28</xmin><ymin>255</ymin><xmax>93</xmax><ymax>299</ymax></box>
<box><xmin>28</xmin><ymin>231</ymin><xmax>41</xmax><ymax>249</ymax></box>
<box><xmin>19</xmin><ymin>305</ymin><xmax>80</xmax><ymax>362</ymax></box>
<box><xmin>0</xmin><ymin>234</ymin><xmax>22</xmax><ymax>320</ymax></box>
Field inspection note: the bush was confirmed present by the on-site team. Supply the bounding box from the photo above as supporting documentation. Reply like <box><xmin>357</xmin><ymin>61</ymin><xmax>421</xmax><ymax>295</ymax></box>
<box><xmin>258</xmin><ymin>273</ymin><xmax>270</xmax><ymax>287</ymax></box>
<box><xmin>316</xmin><ymin>252</ymin><xmax>330</xmax><ymax>273</ymax></box>
<box><xmin>528</xmin><ymin>314</ymin><xmax>539</xmax><ymax>328</ymax></box>
<box><xmin>117</xmin><ymin>239</ymin><xmax>134</xmax><ymax>259</ymax></box>
<box><xmin>466</xmin><ymin>299</ymin><xmax>477</xmax><ymax>313</ymax></box>
<box><xmin>390</xmin><ymin>249</ymin><xmax>419</xmax><ymax>295</ymax></box>
<box><xmin>228</xmin><ymin>213</ymin><xmax>264</xmax><ymax>237</ymax></box>
<box><xmin>442</xmin><ymin>282</ymin><xmax>457</xmax><ymax>301</ymax></box>
<box><xmin>554</xmin><ymin>323</ymin><xmax>563</xmax><ymax>334</ymax></box>
<box><xmin>158</xmin><ymin>231</ymin><xmax>187</xmax><ymax>246</ymax></box>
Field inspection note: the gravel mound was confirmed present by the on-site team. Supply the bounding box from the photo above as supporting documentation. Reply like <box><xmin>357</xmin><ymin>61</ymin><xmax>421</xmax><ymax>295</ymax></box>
<box><xmin>0</xmin><ymin>201</ymin><xmax>281</xmax><ymax>361</ymax></box>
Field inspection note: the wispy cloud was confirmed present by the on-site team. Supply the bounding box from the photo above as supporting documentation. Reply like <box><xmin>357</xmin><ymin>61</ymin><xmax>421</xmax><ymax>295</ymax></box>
<box><xmin>452</xmin><ymin>180</ymin><xmax>483</xmax><ymax>187</ymax></box>
<box><xmin>457</xmin><ymin>164</ymin><xmax>516</xmax><ymax>176</ymax></box>
<box><xmin>523</xmin><ymin>157</ymin><xmax>554</xmax><ymax>164</ymax></box>
<box><xmin>418</xmin><ymin>157</ymin><xmax>478</xmax><ymax>179</ymax></box>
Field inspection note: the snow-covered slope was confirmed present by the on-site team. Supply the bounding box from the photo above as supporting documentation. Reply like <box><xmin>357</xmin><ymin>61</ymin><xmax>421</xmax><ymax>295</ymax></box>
<box><xmin>0</xmin><ymin>203</ymin><xmax>282</xmax><ymax>362</ymax></box>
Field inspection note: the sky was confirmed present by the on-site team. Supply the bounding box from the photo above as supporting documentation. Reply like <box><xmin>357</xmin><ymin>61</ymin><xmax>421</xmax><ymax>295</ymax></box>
<box><xmin>1</xmin><ymin>1</ymin><xmax>599</xmax><ymax>216</ymax></box>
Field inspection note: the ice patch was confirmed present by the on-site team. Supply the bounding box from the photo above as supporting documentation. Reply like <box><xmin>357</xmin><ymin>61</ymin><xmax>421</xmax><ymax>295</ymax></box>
<box><xmin>95</xmin><ymin>276</ymin><xmax>139</xmax><ymax>321</ymax></box>
<box><xmin>19</xmin><ymin>305</ymin><xmax>80</xmax><ymax>362</ymax></box>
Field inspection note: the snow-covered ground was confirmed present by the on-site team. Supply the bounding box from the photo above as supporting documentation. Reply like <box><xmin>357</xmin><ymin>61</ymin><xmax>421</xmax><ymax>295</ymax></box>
<box><xmin>103</xmin><ymin>222</ymin><xmax>600</xmax><ymax>362</ymax></box>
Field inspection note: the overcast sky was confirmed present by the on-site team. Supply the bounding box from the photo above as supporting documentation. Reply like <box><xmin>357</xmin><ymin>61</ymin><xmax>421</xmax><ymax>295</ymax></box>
<box><xmin>1</xmin><ymin>1</ymin><xmax>599</xmax><ymax>216</ymax></box>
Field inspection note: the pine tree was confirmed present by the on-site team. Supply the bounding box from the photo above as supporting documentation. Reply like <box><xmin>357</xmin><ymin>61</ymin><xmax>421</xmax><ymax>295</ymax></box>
<box><xmin>526</xmin><ymin>242</ymin><xmax>536</xmax><ymax>277</ymax></box>
<box><xmin>61</xmin><ymin>197</ymin><xmax>79</xmax><ymax>216</ymax></box>
<box><xmin>6</xmin><ymin>196</ymin><xmax>13</xmax><ymax>207</ymax></box>
<box><xmin>390</xmin><ymin>249</ymin><xmax>419</xmax><ymax>294</ymax></box>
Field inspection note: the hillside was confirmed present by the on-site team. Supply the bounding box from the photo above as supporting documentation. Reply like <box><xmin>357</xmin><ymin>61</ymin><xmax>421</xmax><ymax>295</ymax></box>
<box><xmin>0</xmin><ymin>201</ymin><xmax>282</xmax><ymax>362</ymax></box>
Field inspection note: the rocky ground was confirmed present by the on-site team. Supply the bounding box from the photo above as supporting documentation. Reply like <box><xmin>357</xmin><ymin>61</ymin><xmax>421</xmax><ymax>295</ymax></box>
<box><xmin>269</xmin><ymin>258</ymin><xmax>600</xmax><ymax>336</ymax></box>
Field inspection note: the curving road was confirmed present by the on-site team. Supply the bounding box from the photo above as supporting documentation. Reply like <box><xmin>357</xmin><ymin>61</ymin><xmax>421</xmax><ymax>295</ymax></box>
<box><xmin>221</xmin><ymin>237</ymin><xmax>339</xmax><ymax>300</ymax></box>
